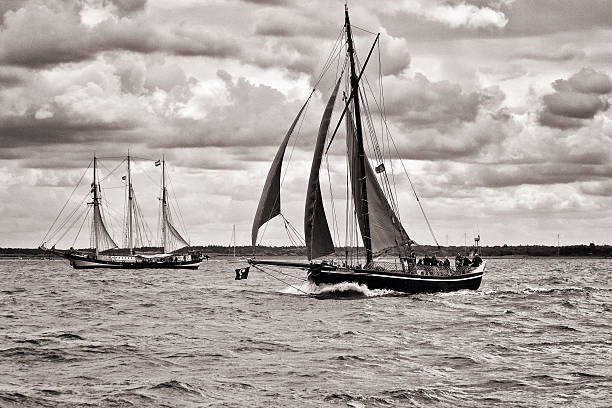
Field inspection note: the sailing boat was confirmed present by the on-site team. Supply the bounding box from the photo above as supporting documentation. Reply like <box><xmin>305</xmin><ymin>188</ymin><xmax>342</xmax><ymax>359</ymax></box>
<box><xmin>245</xmin><ymin>5</ymin><xmax>485</xmax><ymax>293</ymax></box>
<box><xmin>40</xmin><ymin>154</ymin><xmax>205</xmax><ymax>269</ymax></box>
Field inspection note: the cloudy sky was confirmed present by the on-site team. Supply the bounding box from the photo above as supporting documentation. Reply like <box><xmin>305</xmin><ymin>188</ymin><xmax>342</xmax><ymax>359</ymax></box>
<box><xmin>1</xmin><ymin>0</ymin><xmax>611</xmax><ymax>249</ymax></box>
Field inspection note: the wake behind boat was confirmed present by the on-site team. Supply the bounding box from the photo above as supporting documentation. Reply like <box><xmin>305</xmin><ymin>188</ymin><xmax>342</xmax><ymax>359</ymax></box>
<box><xmin>240</xmin><ymin>5</ymin><xmax>486</xmax><ymax>294</ymax></box>
<box><xmin>40</xmin><ymin>154</ymin><xmax>205</xmax><ymax>269</ymax></box>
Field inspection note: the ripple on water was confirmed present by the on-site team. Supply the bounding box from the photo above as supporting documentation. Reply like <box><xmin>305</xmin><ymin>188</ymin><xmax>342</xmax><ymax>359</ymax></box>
<box><xmin>0</xmin><ymin>258</ymin><xmax>610</xmax><ymax>407</ymax></box>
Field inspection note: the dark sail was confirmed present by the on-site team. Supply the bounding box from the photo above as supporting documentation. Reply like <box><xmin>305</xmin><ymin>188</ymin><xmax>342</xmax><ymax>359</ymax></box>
<box><xmin>304</xmin><ymin>79</ymin><xmax>341</xmax><ymax>260</ymax></box>
<box><xmin>251</xmin><ymin>98</ymin><xmax>310</xmax><ymax>246</ymax></box>
<box><xmin>346</xmin><ymin>112</ymin><xmax>411</xmax><ymax>255</ymax></box>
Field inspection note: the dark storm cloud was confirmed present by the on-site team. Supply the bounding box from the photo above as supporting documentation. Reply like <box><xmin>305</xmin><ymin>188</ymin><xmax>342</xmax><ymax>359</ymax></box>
<box><xmin>539</xmin><ymin>68</ymin><xmax>612</xmax><ymax>129</ymax></box>
<box><xmin>380</xmin><ymin>0</ymin><xmax>612</xmax><ymax>41</ymax></box>
<box><xmin>96</xmin><ymin>19</ymin><xmax>242</xmax><ymax>58</ymax></box>
<box><xmin>0</xmin><ymin>2</ymin><xmax>241</xmax><ymax>68</ymax></box>
<box><xmin>473</xmin><ymin>163</ymin><xmax>612</xmax><ymax>188</ymax></box>
<box><xmin>0</xmin><ymin>114</ymin><xmax>139</xmax><ymax>149</ymax></box>
<box><xmin>503</xmin><ymin>0</ymin><xmax>612</xmax><ymax>36</ymax></box>
<box><xmin>543</xmin><ymin>92</ymin><xmax>609</xmax><ymax>120</ymax></box>
<box><xmin>110</xmin><ymin>0</ymin><xmax>147</xmax><ymax>16</ymax></box>
<box><xmin>515</xmin><ymin>44</ymin><xmax>586</xmax><ymax>62</ymax></box>
<box><xmin>552</xmin><ymin>68</ymin><xmax>612</xmax><ymax>95</ymax></box>
<box><xmin>0</xmin><ymin>68</ymin><xmax>23</xmax><ymax>87</ymax></box>
<box><xmin>241</xmin><ymin>0</ymin><xmax>289</xmax><ymax>5</ymax></box>
<box><xmin>253</xmin><ymin>6</ymin><xmax>339</xmax><ymax>39</ymax></box>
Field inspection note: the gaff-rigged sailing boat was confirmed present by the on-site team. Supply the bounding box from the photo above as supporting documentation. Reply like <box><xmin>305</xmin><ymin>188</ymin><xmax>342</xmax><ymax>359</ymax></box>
<box><xmin>245</xmin><ymin>6</ymin><xmax>485</xmax><ymax>294</ymax></box>
<box><xmin>40</xmin><ymin>154</ymin><xmax>205</xmax><ymax>269</ymax></box>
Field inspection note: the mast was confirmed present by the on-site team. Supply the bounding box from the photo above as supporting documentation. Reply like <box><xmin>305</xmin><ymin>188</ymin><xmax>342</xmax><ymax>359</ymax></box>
<box><xmin>345</xmin><ymin>5</ymin><xmax>372</xmax><ymax>265</ymax></box>
<box><xmin>161</xmin><ymin>156</ymin><xmax>167</xmax><ymax>253</ymax></box>
<box><xmin>93</xmin><ymin>154</ymin><xmax>100</xmax><ymax>257</ymax></box>
<box><xmin>233</xmin><ymin>224</ymin><xmax>236</xmax><ymax>258</ymax></box>
<box><xmin>127</xmin><ymin>152</ymin><xmax>133</xmax><ymax>254</ymax></box>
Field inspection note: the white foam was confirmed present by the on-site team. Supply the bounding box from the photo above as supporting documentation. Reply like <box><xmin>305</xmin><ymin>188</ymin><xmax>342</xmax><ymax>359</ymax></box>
<box><xmin>281</xmin><ymin>281</ymin><xmax>396</xmax><ymax>297</ymax></box>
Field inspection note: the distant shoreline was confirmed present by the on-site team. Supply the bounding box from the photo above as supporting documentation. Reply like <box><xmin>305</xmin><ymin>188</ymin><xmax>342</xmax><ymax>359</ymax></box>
<box><xmin>2</xmin><ymin>244</ymin><xmax>611</xmax><ymax>259</ymax></box>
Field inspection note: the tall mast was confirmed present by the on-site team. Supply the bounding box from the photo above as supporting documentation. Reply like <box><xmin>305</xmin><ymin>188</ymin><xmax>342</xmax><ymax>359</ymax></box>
<box><xmin>93</xmin><ymin>154</ymin><xmax>100</xmax><ymax>257</ymax></box>
<box><xmin>127</xmin><ymin>151</ymin><xmax>133</xmax><ymax>254</ymax></box>
<box><xmin>345</xmin><ymin>5</ymin><xmax>372</xmax><ymax>265</ymax></box>
<box><xmin>161</xmin><ymin>155</ymin><xmax>167</xmax><ymax>253</ymax></box>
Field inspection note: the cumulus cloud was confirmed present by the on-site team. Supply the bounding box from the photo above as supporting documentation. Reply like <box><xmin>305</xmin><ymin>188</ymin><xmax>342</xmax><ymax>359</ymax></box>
<box><xmin>153</xmin><ymin>70</ymin><xmax>321</xmax><ymax>150</ymax></box>
<box><xmin>539</xmin><ymin>67</ymin><xmax>612</xmax><ymax>129</ymax></box>
<box><xmin>424</xmin><ymin>2</ymin><xmax>508</xmax><ymax>29</ymax></box>
<box><xmin>580</xmin><ymin>180</ymin><xmax>612</xmax><ymax>196</ymax></box>
<box><xmin>389</xmin><ymin>1</ymin><xmax>508</xmax><ymax>30</ymax></box>
<box><xmin>383</xmin><ymin>73</ymin><xmax>491</xmax><ymax>127</ymax></box>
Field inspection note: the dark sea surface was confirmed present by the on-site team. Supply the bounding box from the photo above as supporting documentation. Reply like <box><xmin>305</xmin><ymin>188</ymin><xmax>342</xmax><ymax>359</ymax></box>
<box><xmin>1</xmin><ymin>258</ymin><xmax>610</xmax><ymax>407</ymax></box>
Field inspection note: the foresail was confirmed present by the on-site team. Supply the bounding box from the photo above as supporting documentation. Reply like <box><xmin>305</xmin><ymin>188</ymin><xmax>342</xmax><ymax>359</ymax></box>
<box><xmin>251</xmin><ymin>98</ymin><xmax>310</xmax><ymax>246</ymax></box>
<box><xmin>346</xmin><ymin>113</ymin><xmax>411</xmax><ymax>255</ymax></box>
<box><xmin>304</xmin><ymin>79</ymin><xmax>340</xmax><ymax>260</ymax></box>
<box><xmin>93</xmin><ymin>205</ymin><xmax>118</xmax><ymax>252</ymax></box>
<box><xmin>164</xmin><ymin>216</ymin><xmax>189</xmax><ymax>253</ymax></box>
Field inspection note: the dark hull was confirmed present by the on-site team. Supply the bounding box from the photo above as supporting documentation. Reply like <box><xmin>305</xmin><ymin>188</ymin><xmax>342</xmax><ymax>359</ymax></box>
<box><xmin>308</xmin><ymin>267</ymin><xmax>483</xmax><ymax>294</ymax></box>
<box><xmin>248</xmin><ymin>259</ymin><xmax>486</xmax><ymax>294</ymax></box>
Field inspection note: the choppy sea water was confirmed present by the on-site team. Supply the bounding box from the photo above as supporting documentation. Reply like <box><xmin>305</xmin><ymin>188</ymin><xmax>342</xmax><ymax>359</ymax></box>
<box><xmin>1</xmin><ymin>258</ymin><xmax>610</xmax><ymax>407</ymax></box>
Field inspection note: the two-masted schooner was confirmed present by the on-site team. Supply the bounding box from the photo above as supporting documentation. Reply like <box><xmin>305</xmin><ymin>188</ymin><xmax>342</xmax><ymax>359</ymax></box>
<box><xmin>40</xmin><ymin>154</ymin><xmax>205</xmax><ymax>269</ymax></box>
<box><xmin>245</xmin><ymin>5</ymin><xmax>486</xmax><ymax>293</ymax></box>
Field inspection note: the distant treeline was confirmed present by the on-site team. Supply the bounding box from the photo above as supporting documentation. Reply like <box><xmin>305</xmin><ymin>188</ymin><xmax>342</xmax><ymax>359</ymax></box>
<box><xmin>3</xmin><ymin>243</ymin><xmax>610</xmax><ymax>258</ymax></box>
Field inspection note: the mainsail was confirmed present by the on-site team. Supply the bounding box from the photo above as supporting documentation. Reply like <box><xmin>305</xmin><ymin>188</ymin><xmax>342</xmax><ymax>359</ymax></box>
<box><xmin>160</xmin><ymin>158</ymin><xmax>189</xmax><ymax>253</ymax></box>
<box><xmin>162</xmin><ymin>193</ymin><xmax>189</xmax><ymax>253</ymax></box>
<box><xmin>92</xmin><ymin>201</ymin><xmax>118</xmax><ymax>252</ymax></box>
<box><xmin>251</xmin><ymin>97</ymin><xmax>310</xmax><ymax>246</ymax></box>
<box><xmin>304</xmin><ymin>79</ymin><xmax>341</xmax><ymax>260</ymax></box>
<box><xmin>346</xmin><ymin>112</ymin><xmax>411</xmax><ymax>255</ymax></box>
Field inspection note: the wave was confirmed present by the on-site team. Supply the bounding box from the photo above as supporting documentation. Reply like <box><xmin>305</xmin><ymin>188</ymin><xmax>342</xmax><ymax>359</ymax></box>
<box><xmin>0</xmin><ymin>346</ymin><xmax>74</xmax><ymax>362</ymax></box>
<box><xmin>150</xmin><ymin>380</ymin><xmax>203</xmax><ymax>396</ymax></box>
<box><xmin>281</xmin><ymin>281</ymin><xmax>397</xmax><ymax>299</ymax></box>
<box><xmin>481</xmin><ymin>286</ymin><xmax>595</xmax><ymax>297</ymax></box>
<box><xmin>56</xmin><ymin>333</ymin><xmax>85</xmax><ymax>341</ymax></box>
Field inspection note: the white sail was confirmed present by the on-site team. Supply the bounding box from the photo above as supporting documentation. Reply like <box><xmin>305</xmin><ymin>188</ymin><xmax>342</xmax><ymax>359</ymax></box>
<box><xmin>162</xmin><ymin>195</ymin><xmax>189</xmax><ymax>253</ymax></box>
<box><xmin>92</xmin><ymin>186</ymin><xmax>118</xmax><ymax>252</ymax></box>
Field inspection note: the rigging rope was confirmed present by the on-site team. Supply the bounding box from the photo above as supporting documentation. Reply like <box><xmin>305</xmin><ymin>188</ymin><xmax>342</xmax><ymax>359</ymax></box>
<box><xmin>250</xmin><ymin>264</ymin><xmax>312</xmax><ymax>296</ymax></box>
<box><xmin>41</xmin><ymin>159</ymin><xmax>92</xmax><ymax>245</ymax></box>
<box><xmin>47</xmin><ymin>191</ymin><xmax>91</xmax><ymax>245</ymax></box>
<box><xmin>72</xmin><ymin>206</ymin><xmax>91</xmax><ymax>248</ymax></box>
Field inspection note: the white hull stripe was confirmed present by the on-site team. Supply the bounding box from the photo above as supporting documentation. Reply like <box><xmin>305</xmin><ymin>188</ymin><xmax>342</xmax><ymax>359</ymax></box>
<box><xmin>324</xmin><ymin>271</ymin><xmax>483</xmax><ymax>282</ymax></box>
<box><xmin>72</xmin><ymin>259</ymin><xmax>202</xmax><ymax>268</ymax></box>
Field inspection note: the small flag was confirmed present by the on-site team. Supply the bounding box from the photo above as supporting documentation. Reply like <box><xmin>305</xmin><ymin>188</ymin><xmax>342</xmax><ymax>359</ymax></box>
<box><xmin>155</xmin><ymin>160</ymin><xmax>161</xmax><ymax>166</ymax></box>
<box><xmin>235</xmin><ymin>267</ymin><xmax>250</xmax><ymax>280</ymax></box>
<box><xmin>375</xmin><ymin>163</ymin><xmax>385</xmax><ymax>173</ymax></box>
<box><xmin>121</xmin><ymin>175</ymin><xmax>126</xmax><ymax>180</ymax></box>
